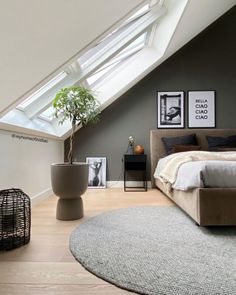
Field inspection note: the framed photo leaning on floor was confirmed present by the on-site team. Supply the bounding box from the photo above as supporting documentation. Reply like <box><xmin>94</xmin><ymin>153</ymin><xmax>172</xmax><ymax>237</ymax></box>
<box><xmin>86</xmin><ymin>157</ymin><xmax>106</xmax><ymax>188</ymax></box>
<box><xmin>157</xmin><ymin>91</ymin><xmax>185</xmax><ymax>128</ymax></box>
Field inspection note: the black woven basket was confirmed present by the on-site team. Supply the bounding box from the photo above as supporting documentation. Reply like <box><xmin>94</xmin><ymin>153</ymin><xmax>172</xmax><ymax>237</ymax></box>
<box><xmin>0</xmin><ymin>188</ymin><xmax>31</xmax><ymax>251</ymax></box>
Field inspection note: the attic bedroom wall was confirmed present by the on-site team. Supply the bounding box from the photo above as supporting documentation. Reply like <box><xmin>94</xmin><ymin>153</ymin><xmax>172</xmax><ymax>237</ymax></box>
<box><xmin>65</xmin><ymin>6</ymin><xmax>236</xmax><ymax>181</ymax></box>
<box><xmin>0</xmin><ymin>130</ymin><xmax>63</xmax><ymax>202</ymax></box>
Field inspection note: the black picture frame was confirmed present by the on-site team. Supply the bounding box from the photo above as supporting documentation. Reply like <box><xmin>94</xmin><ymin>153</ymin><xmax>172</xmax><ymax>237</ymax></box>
<box><xmin>188</xmin><ymin>90</ymin><xmax>216</xmax><ymax>129</ymax></box>
<box><xmin>86</xmin><ymin>157</ymin><xmax>106</xmax><ymax>188</ymax></box>
<box><xmin>157</xmin><ymin>91</ymin><xmax>185</xmax><ymax>129</ymax></box>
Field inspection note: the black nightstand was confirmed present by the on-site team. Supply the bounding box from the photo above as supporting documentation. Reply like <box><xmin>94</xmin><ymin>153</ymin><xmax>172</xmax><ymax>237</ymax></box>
<box><xmin>124</xmin><ymin>154</ymin><xmax>147</xmax><ymax>192</ymax></box>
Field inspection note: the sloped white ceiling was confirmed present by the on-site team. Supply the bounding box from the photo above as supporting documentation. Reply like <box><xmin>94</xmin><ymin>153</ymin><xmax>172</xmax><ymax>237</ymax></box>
<box><xmin>0</xmin><ymin>0</ymin><xmax>145</xmax><ymax>114</ymax></box>
<box><xmin>165</xmin><ymin>0</ymin><xmax>236</xmax><ymax>58</ymax></box>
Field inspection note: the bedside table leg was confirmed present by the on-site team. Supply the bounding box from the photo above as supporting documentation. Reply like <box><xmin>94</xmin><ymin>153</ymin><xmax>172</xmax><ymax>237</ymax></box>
<box><xmin>144</xmin><ymin>170</ymin><xmax>147</xmax><ymax>191</ymax></box>
<box><xmin>124</xmin><ymin>170</ymin><xmax>127</xmax><ymax>192</ymax></box>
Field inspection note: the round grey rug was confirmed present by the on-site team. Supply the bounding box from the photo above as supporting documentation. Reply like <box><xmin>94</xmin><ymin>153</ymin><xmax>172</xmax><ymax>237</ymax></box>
<box><xmin>70</xmin><ymin>206</ymin><xmax>236</xmax><ymax>295</ymax></box>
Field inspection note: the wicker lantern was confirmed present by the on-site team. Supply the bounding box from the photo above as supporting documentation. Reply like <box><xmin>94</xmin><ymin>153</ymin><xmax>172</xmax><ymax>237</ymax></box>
<box><xmin>0</xmin><ymin>188</ymin><xmax>31</xmax><ymax>250</ymax></box>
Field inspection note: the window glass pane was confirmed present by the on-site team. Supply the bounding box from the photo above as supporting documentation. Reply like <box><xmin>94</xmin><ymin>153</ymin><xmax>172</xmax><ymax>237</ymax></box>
<box><xmin>87</xmin><ymin>32</ymin><xmax>147</xmax><ymax>87</ymax></box>
<box><xmin>39</xmin><ymin>106</ymin><xmax>55</xmax><ymax>121</ymax></box>
<box><xmin>18</xmin><ymin>71</ymin><xmax>67</xmax><ymax>109</ymax></box>
<box><xmin>116</xmin><ymin>32</ymin><xmax>146</xmax><ymax>59</ymax></box>
<box><xmin>87</xmin><ymin>60</ymin><xmax>120</xmax><ymax>86</ymax></box>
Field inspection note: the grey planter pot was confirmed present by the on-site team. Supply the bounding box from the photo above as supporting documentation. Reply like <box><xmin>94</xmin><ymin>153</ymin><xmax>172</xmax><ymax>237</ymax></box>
<box><xmin>51</xmin><ymin>162</ymin><xmax>88</xmax><ymax>220</ymax></box>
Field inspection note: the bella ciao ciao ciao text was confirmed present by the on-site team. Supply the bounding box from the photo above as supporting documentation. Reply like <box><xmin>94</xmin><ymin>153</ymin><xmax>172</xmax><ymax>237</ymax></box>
<box><xmin>194</xmin><ymin>99</ymin><xmax>208</xmax><ymax>120</ymax></box>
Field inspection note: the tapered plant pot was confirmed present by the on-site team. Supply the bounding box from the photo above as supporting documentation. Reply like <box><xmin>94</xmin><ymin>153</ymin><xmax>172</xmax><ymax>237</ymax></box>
<box><xmin>51</xmin><ymin>163</ymin><xmax>88</xmax><ymax>221</ymax></box>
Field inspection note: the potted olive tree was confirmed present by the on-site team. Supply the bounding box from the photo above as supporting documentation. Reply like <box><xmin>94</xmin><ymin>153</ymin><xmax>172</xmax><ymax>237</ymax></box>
<box><xmin>51</xmin><ymin>86</ymin><xmax>100</xmax><ymax>220</ymax></box>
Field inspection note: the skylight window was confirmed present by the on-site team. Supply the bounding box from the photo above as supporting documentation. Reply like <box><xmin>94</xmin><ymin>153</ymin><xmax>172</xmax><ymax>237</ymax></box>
<box><xmin>17</xmin><ymin>71</ymin><xmax>68</xmax><ymax>109</ymax></box>
<box><xmin>2</xmin><ymin>0</ymin><xmax>168</xmax><ymax>138</ymax></box>
<box><xmin>75</xmin><ymin>2</ymin><xmax>166</xmax><ymax>90</ymax></box>
<box><xmin>87</xmin><ymin>32</ymin><xmax>147</xmax><ymax>88</ymax></box>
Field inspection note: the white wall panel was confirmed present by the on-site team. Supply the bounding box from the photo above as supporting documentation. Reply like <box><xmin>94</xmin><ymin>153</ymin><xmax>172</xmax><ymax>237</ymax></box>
<box><xmin>0</xmin><ymin>130</ymin><xmax>63</xmax><ymax>199</ymax></box>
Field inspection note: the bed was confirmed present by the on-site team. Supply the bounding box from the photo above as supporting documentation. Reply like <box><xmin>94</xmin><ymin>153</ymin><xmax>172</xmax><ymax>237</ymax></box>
<box><xmin>150</xmin><ymin>129</ymin><xmax>236</xmax><ymax>226</ymax></box>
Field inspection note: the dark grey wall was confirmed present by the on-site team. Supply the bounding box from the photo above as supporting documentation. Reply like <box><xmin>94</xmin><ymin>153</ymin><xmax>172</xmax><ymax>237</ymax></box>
<box><xmin>65</xmin><ymin>6</ymin><xmax>236</xmax><ymax>180</ymax></box>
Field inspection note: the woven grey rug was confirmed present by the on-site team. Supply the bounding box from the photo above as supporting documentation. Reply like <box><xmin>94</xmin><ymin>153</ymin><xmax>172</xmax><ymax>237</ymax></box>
<box><xmin>70</xmin><ymin>206</ymin><xmax>236</xmax><ymax>295</ymax></box>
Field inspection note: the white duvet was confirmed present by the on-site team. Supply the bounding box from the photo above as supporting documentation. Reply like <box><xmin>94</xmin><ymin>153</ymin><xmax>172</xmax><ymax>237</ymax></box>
<box><xmin>154</xmin><ymin>152</ymin><xmax>236</xmax><ymax>191</ymax></box>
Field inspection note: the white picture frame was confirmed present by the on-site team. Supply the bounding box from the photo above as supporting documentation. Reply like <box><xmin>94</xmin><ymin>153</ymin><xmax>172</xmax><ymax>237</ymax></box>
<box><xmin>157</xmin><ymin>91</ymin><xmax>184</xmax><ymax>128</ymax></box>
<box><xmin>188</xmin><ymin>91</ymin><xmax>215</xmax><ymax>128</ymax></box>
<box><xmin>86</xmin><ymin>157</ymin><xmax>106</xmax><ymax>188</ymax></box>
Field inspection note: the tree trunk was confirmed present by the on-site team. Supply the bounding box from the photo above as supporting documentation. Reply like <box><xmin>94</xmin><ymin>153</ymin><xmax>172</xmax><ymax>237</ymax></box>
<box><xmin>68</xmin><ymin>118</ymin><xmax>76</xmax><ymax>165</ymax></box>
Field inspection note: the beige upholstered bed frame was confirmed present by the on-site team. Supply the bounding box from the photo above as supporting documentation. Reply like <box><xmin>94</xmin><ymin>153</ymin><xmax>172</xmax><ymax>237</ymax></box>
<box><xmin>150</xmin><ymin>129</ymin><xmax>236</xmax><ymax>226</ymax></box>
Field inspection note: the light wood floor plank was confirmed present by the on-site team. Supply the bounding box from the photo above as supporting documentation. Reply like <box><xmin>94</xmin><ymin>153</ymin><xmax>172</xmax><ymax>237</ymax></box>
<box><xmin>0</xmin><ymin>188</ymin><xmax>173</xmax><ymax>294</ymax></box>
<box><xmin>0</xmin><ymin>262</ymin><xmax>108</xmax><ymax>284</ymax></box>
<box><xmin>0</xmin><ymin>284</ymin><xmax>131</xmax><ymax>295</ymax></box>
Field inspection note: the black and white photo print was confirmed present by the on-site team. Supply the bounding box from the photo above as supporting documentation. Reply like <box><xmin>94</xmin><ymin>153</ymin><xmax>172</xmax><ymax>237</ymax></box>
<box><xmin>86</xmin><ymin>157</ymin><xmax>106</xmax><ymax>188</ymax></box>
<box><xmin>157</xmin><ymin>91</ymin><xmax>184</xmax><ymax>128</ymax></box>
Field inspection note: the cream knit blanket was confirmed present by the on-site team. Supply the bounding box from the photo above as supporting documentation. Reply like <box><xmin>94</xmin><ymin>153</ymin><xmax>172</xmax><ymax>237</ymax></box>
<box><xmin>159</xmin><ymin>151</ymin><xmax>236</xmax><ymax>184</ymax></box>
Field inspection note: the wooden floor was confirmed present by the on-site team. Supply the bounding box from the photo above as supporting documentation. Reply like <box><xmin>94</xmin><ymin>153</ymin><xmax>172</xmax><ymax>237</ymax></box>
<box><xmin>0</xmin><ymin>188</ymin><xmax>173</xmax><ymax>295</ymax></box>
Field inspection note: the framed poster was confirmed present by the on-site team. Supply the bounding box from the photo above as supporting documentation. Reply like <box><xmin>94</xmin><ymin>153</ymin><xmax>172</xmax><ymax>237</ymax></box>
<box><xmin>188</xmin><ymin>91</ymin><xmax>215</xmax><ymax>128</ymax></box>
<box><xmin>157</xmin><ymin>91</ymin><xmax>184</xmax><ymax>128</ymax></box>
<box><xmin>86</xmin><ymin>157</ymin><xmax>106</xmax><ymax>188</ymax></box>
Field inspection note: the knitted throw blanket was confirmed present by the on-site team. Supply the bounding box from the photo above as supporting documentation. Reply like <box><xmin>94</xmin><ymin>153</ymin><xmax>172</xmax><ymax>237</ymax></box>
<box><xmin>159</xmin><ymin>151</ymin><xmax>236</xmax><ymax>184</ymax></box>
